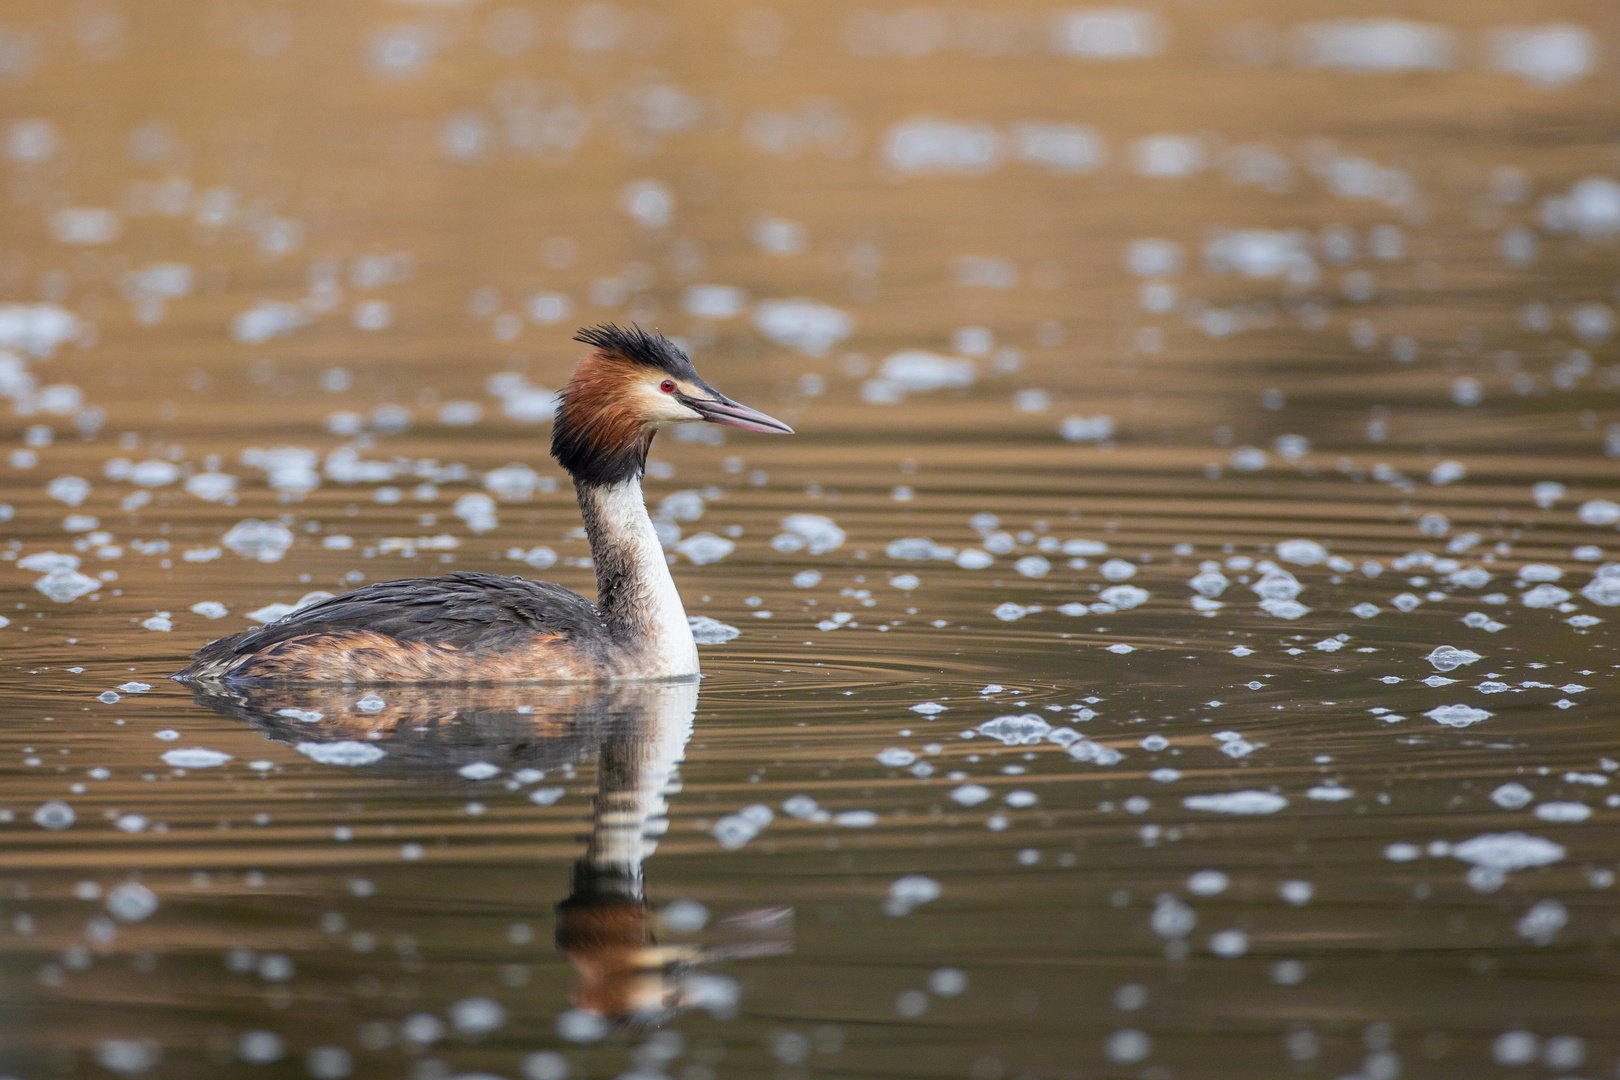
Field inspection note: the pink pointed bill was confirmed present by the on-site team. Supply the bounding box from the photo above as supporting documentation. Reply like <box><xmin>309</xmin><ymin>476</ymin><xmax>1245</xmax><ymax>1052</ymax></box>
<box><xmin>690</xmin><ymin>397</ymin><xmax>794</xmax><ymax>434</ymax></box>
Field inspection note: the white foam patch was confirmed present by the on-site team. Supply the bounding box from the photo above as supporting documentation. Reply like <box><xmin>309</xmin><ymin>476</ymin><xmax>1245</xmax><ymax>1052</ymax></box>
<box><xmin>18</xmin><ymin>552</ymin><xmax>79</xmax><ymax>572</ymax></box>
<box><xmin>488</xmin><ymin>374</ymin><xmax>558</xmax><ymax>424</ymax></box>
<box><xmin>1489</xmin><ymin>24</ymin><xmax>1596</xmax><ymax>87</ymax></box>
<box><xmin>676</xmin><ymin>532</ymin><xmax>734</xmax><ymax>565</ymax></box>
<box><xmin>185</xmin><ymin>472</ymin><xmax>237</xmax><ymax>501</ymax></box>
<box><xmin>752</xmin><ymin>299</ymin><xmax>853</xmax><ymax>356</ymax></box>
<box><xmin>1059</xmin><ymin>415</ymin><xmax>1114</xmax><ymax>442</ymax></box>
<box><xmin>862</xmin><ymin>350</ymin><xmax>977</xmax><ymax>404</ymax></box>
<box><xmin>684</xmin><ymin>285</ymin><xmax>748</xmax><ymax>319</ymax></box>
<box><xmin>1581</xmin><ymin>566</ymin><xmax>1620</xmax><ymax>608</ymax></box>
<box><xmin>1541</xmin><ymin>179</ymin><xmax>1620</xmax><ymax>239</ymax></box>
<box><xmin>1521</xmin><ymin>584</ymin><xmax>1571</xmax><ymax>608</ymax></box>
<box><xmin>160</xmin><ymin>747</ymin><xmax>232</xmax><ymax>768</ymax></box>
<box><xmin>484</xmin><ymin>463</ymin><xmax>544</xmax><ymax>501</ymax></box>
<box><xmin>1291</xmin><ymin>19</ymin><xmax>1456</xmax><ymax>72</ymax></box>
<box><xmin>453</xmin><ymin>492</ymin><xmax>498</xmax><ymax>532</ymax></box>
<box><xmin>888</xmin><ymin>537</ymin><xmax>956</xmax><ymax>560</ymax></box>
<box><xmin>1051</xmin><ymin>9</ymin><xmax>1163</xmax><ymax>58</ymax></box>
<box><xmin>232</xmin><ymin>301</ymin><xmax>306</xmax><ymax>344</ymax></box>
<box><xmin>1490</xmin><ymin>783</ymin><xmax>1533</xmax><ymax>810</ymax></box>
<box><xmin>883</xmin><ymin>120</ymin><xmax>1001</xmax><ymax>175</ymax></box>
<box><xmin>245</xmin><ymin>446</ymin><xmax>321</xmax><ymax>493</ymax></box>
<box><xmin>0</xmin><ymin>304</ymin><xmax>80</xmax><ymax>357</ymax></box>
<box><xmin>976</xmin><ymin>714</ymin><xmax>1051</xmax><ymax>745</ymax></box>
<box><xmin>247</xmin><ymin>591</ymin><xmax>334</xmax><ymax>625</ymax></box>
<box><xmin>1275</xmin><ymin>539</ymin><xmax>1328</xmax><ymax>565</ymax></box>
<box><xmin>1450</xmin><ymin>832</ymin><xmax>1565</xmax><ymax>870</ymax></box>
<box><xmin>950</xmin><ymin>784</ymin><xmax>992</xmax><ymax>806</ymax></box>
<box><xmin>885</xmin><ymin>874</ymin><xmax>941</xmax><ymax>915</ymax></box>
<box><xmin>1182</xmin><ymin>791</ymin><xmax>1288</xmax><ymax>815</ymax></box>
<box><xmin>688</xmin><ymin>616</ymin><xmax>741</xmax><ymax>644</ymax></box>
<box><xmin>1426</xmin><ymin>646</ymin><xmax>1482</xmax><ymax>671</ymax></box>
<box><xmin>222</xmin><ymin>519</ymin><xmax>296</xmax><ymax>562</ymax></box>
<box><xmin>35</xmin><ymin>568</ymin><xmax>100</xmax><ymax>602</ymax></box>
<box><xmin>1012</xmin><ymin>123</ymin><xmax>1105</xmax><ymax>175</ymax></box>
<box><xmin>713</xmin><ymin>803</ymin><xmax>773</xmax><ymax>850</ymax></box>
<box><xmin>774</xmin><ymin>513</ymin><xmax>844</xmax><ymax>554</ymax></box>
<box><xmin>1133</xmin><ymin>135</ymin><xmax>1204</xmax><ymax>177</ymax></box>
<box><xmin>1100</xmin><ymin>585</ymin><xmax>1150</xmax><ymax>610</ymax></box>
<box><xmin>296</xmin><ymin>741</ymin><xmax>386</xmax><ymax>766</ymax></box>
<box><xmin>1258</xmin><ymin>598</ymin><xmax>1310</xmax><ymax>620</ymax></box>
<box><xmin>105</xmin><ymin>882</ymin><xmax>158</xmax><ymax>922</ymax></box>
<box><xmin>1425</xmin><ymin>704</ymin><xmax>1492</xmax><ymax>728</ymax></box>
<box><xmin>1534</xmin><ymin>802</ymin><xmax>1591</xmax><ymax>823</ymax></box>
<box><xmin>1205</xmin><ymin>229</ymin><xmax>1313</xmax><ymax>279</ymax></box>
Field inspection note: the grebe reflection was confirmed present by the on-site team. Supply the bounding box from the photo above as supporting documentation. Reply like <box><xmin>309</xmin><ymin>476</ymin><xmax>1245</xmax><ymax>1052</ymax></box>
<box><xmin>187</xmin><ymin>678</ymin><xmax>790</xmax><ymax>1025</ymax></box>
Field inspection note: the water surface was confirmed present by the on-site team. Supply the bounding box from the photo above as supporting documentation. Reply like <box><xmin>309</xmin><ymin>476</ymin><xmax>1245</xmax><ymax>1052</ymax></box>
<box><xmin>2</xmin><ymin>2</ymin><xmax>1619</xmax><ymax>1077</ymax></box>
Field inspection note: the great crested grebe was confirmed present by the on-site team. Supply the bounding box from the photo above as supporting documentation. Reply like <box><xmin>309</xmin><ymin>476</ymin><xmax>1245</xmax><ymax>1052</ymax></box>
<box><xmin>173</xmin><ymin>324</ymin><xmax>792</xmax><ymax>684</ymax></box>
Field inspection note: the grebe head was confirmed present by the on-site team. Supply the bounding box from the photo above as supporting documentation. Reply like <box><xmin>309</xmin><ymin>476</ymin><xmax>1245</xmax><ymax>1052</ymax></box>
<box><xmin>553</xmin><ymin>323</ymin><xmax>793</xmax><ymax>486</ymax></box>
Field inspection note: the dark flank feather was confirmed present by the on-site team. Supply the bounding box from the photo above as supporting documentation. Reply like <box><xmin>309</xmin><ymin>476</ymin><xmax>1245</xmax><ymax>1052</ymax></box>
<box><xmin>173</xmin><ymin>572</ymin><xmax>610</xmax><ymax>681</ymax></box>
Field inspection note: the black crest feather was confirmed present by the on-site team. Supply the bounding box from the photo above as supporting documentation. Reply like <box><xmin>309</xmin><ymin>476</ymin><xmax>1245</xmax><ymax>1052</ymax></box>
<box><xmin>572</xmin><ymin>324</ymin><xmax>696</xmax><ymax>379</ymax></box>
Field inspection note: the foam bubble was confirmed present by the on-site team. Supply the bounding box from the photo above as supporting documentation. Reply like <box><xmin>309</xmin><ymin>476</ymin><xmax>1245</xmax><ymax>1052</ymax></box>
<box><xmin>1183</xmin><ymin>791</ymin><xmax>1287</xmax><ymax>815</ymax></box>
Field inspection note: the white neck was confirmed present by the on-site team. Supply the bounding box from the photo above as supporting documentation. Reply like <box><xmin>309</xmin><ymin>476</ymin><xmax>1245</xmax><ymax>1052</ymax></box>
<box><xmin>576</xmin><ymin>479</ymin><xmax>699</xmax><ymax>679</ymax></box>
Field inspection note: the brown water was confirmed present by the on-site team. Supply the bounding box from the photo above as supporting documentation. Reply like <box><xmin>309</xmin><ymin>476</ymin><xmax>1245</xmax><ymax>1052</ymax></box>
<box><xmin>3</xmin><ymin>2</ymin><xmax>1620</xmax><ymax>1077</ymax></box>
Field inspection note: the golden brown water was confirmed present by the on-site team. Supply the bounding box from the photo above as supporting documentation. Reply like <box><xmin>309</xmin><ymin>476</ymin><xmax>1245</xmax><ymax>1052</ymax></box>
<box><xmin>2</xmin><ymin>2</ymin><xmax>1620</xmax><ymax>1076</ymax></box>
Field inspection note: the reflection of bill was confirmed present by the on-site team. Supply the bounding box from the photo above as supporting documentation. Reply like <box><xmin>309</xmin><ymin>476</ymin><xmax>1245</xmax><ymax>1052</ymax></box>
<box><xmin>185</xmin><ymin>677</ymin><xmax>791</xmax><ymax>1028</ymax></box>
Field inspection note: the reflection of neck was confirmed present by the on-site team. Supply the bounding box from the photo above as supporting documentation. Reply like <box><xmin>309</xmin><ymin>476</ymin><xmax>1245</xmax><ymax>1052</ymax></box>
<box><xmin>575</xmin><ymin>479</ymin><xmax>699</xmax><ymax>677</ymax></box>
<box><xmin>557</xmin><ymin>683</ymin><xmax>699</xmax><ymax>1021</ymax></box>
<box><xmin>580</xmin><ymin>681</ymin><xmax>697</xmax><ymax>896</ymax></box>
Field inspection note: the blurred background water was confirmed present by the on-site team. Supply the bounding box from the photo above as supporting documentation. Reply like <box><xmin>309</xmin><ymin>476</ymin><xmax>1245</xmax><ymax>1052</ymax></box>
<box><xmin>2</xmin><ymin>1</ymin><xmax>1620</xmax><ymax>1078</ymax></box>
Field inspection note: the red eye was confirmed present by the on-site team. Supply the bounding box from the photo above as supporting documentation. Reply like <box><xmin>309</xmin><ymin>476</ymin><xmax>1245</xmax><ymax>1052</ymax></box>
<box><xmin>659</xmin><ymin>380</ymin><xmax>676</xmax><ymax>393</ymax></box>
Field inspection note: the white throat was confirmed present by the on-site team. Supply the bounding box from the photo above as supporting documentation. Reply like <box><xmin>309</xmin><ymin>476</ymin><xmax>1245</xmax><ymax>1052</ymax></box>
<box><xmin>577</xmin><ymin>479</ymin><xmax>699</xmax><ymax>679</ymax></box>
